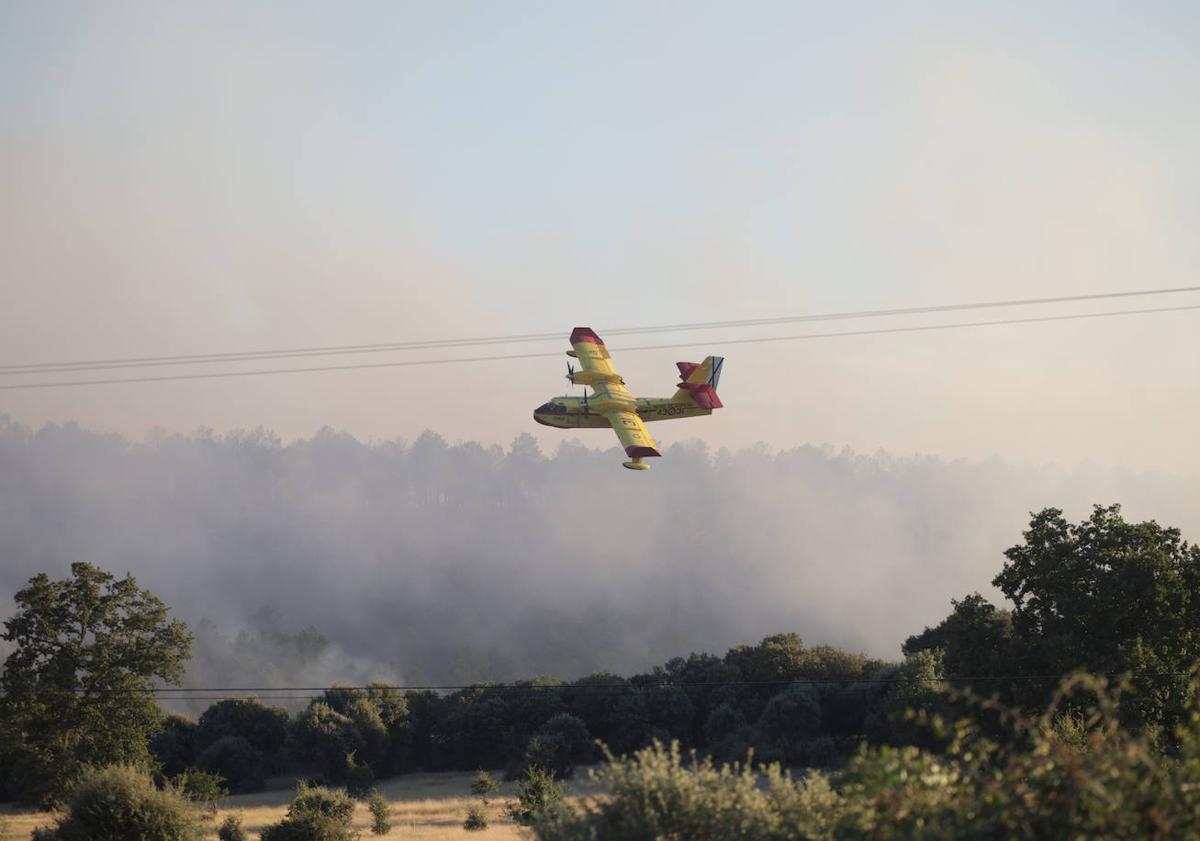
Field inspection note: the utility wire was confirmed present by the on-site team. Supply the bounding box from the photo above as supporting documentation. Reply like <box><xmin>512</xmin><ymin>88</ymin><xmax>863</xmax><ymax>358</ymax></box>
<box><xmin>27</xmin><ymin>671</ymin><xmax>1193</xmax><ymax>696</ymax></box>
<box><xmin>2</xmin><ymin>285</ymin><xmax>1197</xmax><ymax>376</ymax></box>
<box><xmin>1</xmin><ymin>303</ymin><xmax>1196</xmax><ymax>392</ymax></box>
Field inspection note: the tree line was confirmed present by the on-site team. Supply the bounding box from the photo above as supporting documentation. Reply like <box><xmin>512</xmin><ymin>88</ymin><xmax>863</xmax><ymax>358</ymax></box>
<box><xmin>2</xmin><ymin>503</ymin><xmax>1198</xmax><ymax>810</ymax></box>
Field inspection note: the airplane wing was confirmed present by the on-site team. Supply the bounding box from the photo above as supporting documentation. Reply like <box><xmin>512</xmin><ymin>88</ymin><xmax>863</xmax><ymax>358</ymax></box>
<box><xmin>570</xmin><ymin>326</ymin><xmax>621</xmax><ymax>378</ymax></box>
<box><xmin>569</xmin><ymin>327</ymin><xmax>635</xmax><ymax>399</ymax></box>
<box><xmin>605</xmin><ymin>409</ymin><xmax>661</xmax><ymax>461</ymax></box>
<box><xmin>569</xmin><ymin>327</ymin><xmax>660</xmax><ymax>468</ymax></box>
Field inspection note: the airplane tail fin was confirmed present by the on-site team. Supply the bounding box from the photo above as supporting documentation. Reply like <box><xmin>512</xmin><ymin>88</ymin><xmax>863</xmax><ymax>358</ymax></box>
<box><xmin>671</xmin><ymin>356</ymin><xmax>724</xmax><ymax>409</ymax></box>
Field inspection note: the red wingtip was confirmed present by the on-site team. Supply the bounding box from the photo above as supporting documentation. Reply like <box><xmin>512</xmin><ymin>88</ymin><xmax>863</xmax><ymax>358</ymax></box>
<box><xmin>624</xmin><ymin>445</ymin><xmax>661</xmax><ymax>458</ymax></box>
<box><xmin>570</xmin><ymin>327</ymin><xmax>603</xmax><ymax>345</ymax></box>
<box><xmin>676</xmin><ymin>361</ymin><xmax>700</xmax><ymax>380</ymax></box>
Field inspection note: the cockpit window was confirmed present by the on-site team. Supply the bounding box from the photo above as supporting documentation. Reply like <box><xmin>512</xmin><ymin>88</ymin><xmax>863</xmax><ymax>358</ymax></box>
<box><xmin>536</xmin><ymin>401</ymin><xmax>567</xmax><ymax>415</ymax></box>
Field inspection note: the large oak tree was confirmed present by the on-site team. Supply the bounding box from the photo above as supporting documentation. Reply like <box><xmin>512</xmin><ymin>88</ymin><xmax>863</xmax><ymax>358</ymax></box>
<box><xmin>0</xmin><ymin>562</ymin><xmax>192</xmax><ymax>804</ymax></box>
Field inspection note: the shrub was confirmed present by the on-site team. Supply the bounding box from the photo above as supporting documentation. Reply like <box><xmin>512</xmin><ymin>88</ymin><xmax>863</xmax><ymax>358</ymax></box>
<box><xmin>535</xmin><ymin>674</ymin><xmax>1200</xmax><ymax>841</ymax></box>
<box><xmin>196</xmin><ymin>735</ymin><xmax>265</xmax><ymax>793</ymax></box>
<box><xmin>36</xmin><ymin>765</ymin><xmax>205</xmax><ymax>841</ymax></box>
<box><xmin>367</xmin><ymin>791</ymin><xmax>391</xmax><ymax>835</ymax></box>
<box><xmin>463</xmin><ymin>804</ymin><xmax>488</xmax><ymax>831</ymax></box>
<box><xmin>172</xmin><ymin>767</ymin><xmax>228</xmax><ymax>814</ymax></box>
<box><xmin>506</xmin><ymin>765</ymin><xmax>564</xmax><ymax>826</ymax></box>
<box><xmin>259</xmin><ymin>782</ymin><xmax>358</xmax><ymax>841</ymax></box>
<box><xmin>218</xmin><ymin>814</ymin><xmax>248</xmax><ymax>841</ymax></box>
<box><xmin>290</xmin><ymin>781</ymin><xmax>357</xmax><ymax>822</ymax></box>
<box><xmin>470</xmin><ymin>769</ymin><xmax>500</xmax><ymax>802</ymax></box>
<box><xmin>533</xmin><ymin>741</ymin><xmax>836</xmax><ymax>841</ymax></box>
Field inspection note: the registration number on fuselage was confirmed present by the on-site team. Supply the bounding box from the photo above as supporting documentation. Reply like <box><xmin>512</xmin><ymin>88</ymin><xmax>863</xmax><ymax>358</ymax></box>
<box><xmin>639</xmin><ymin>403</ymin><xmax>700</xmax><ymax>420</ymax></box>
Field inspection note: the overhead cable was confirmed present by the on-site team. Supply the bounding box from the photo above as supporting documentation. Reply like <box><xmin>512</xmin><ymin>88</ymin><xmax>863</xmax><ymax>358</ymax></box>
<box><xmin>2</xmin><ymin>285</ymin><xmax>1197</xmax><ymax>376</ymax></box>
<box><xmin>0</xmin><ymin>303</ymin><xmax>1196</xmax><ymax>391</ymax></box>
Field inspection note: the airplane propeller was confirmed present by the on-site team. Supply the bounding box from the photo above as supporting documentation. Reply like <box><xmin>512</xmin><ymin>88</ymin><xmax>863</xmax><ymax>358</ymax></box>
<box><xmin>566</xmin><ymin>362</ymin><xmax>575</xmax><ymax>384</ymax></box>
<box><xmin>582</xmin><ymin>388</ymin><xmax>589</xmax><ymax>414</ymax></box>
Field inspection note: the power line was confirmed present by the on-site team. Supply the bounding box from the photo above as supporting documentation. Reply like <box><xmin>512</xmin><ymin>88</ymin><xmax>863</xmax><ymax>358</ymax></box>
<box><xmin>27</xmin><ymin>670</ymin><xmax>1192</xmax><ymax>697</ymax></box>
<box><xmin>1</xmin><ymin>303</ymin><xmax>1196</xmax><ymax>392</ymax></box>
<box><xmin>2</xmin><ymin>285</ymin><xmax>1197</xmax><ymax>376</ymax></box>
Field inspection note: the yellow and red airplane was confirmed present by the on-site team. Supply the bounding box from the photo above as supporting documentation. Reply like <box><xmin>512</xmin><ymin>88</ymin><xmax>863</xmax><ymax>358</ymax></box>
<box><xmin>534</xmin><ymin>327</ymin><xmax>724</xmax><ymax>470</ymax></box>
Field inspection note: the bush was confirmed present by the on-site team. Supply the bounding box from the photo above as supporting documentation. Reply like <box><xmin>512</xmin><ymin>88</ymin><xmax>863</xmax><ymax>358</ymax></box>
<box><xmin>172</xmin><ymin>767</ymin><xmax>228</xmax><ymax>814</ymax></box>
<box><xmin>506</xmin><ymin>765</ymin><xmax>564</xmax><ymax>826</ymax></box>
<box><xmin>367</xmin><ymin>791</ymin><xmax>391</xmax><ymax>835</ymax></box>
<box><xmin>470</xmin><ymin>769</ymin><xmax>500</xmax><ymax>802</ymax></box>
<box><xmin>196</xmin><ymin>735</ymin><xmax>265</xmax><ymax>794</ymax></box>
<box><xmin>463</xmin><ymin>804</ymin><xmax>488</xmax><ymax>831</ymax></box>
<box><xmin>218</xmin><ymin>814</ymin><xmax>248</xmax><ymax>841</ymax></box>
<box><xmin>535</xmin><ymin>674</ymin><xmax>1200</xmax><ymax>841</ymax></box>
<box><xmin>533</xmin><ymin>741</ymin><xmax>836</xmax><ymax>841</ymax></box>
<box><xmin>36</xmin><ymin>765</ymin><xmax>205</xmax><ymax>841</ymax></box>
<box><xmin>260</xmin><ymin>782</ymin><xmax>358</xmax><ymax>841</ymax></box>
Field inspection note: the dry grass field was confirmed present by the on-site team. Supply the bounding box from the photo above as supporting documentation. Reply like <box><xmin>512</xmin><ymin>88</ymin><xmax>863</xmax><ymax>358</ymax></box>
<box><xmin>0</xmin><ymin>769</ymin><xmax>602</xmax><ymax>841</ymax></box>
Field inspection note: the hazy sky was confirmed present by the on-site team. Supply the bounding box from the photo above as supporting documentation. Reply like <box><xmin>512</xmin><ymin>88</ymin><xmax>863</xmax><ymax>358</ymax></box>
<box><xmin>2</xmin><ymin>1</ymin><xmax>1198</xmax><ymax>472</ymax></box>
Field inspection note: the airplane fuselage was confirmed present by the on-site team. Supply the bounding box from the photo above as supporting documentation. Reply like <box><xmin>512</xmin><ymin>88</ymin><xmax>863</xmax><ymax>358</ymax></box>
<box><xmin>533</xmin><ymin>396</ymin><xmax>712</xmax><ymax>429</ymax></box>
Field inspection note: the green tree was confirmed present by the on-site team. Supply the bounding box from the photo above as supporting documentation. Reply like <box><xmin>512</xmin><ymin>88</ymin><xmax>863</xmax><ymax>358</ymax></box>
<box><xmin>567</xmin><ymin>674</ymin><xmax>649</xmax><ymax>756</ymax></box>
<box><xmin>433</xmin><ymin>687</ymin><xmax>511</xmax><ymax>769</ymax></box>
<box><xmin>289</xmin><ymin>702</ymin><xmax>365</xmax><ymax>782</ymax></box>
<box><xmin>150</xmin><ymin>713</ymin><xmax>199</xmax><ymax>778</ymax></box>
<box><xmin>900</xmin><ymin>506</ymin><xmax>1200</xmax><ymax>743</ymax></box>
<box><xmin>0</xmin><ymin>562</ymin><xmax>192</xmax><ymax>804</ymax></box>
<box><xmin>320</xmin><ymin>684</ymin><xmax>408</xmax><ymax>772</ymax></box>
<box><xmin>903</xmin><ymin>593</ymin><xmax>1014</xmax><ymax>679</ymax></box>
<box><xmin>196</xmin><ymin>735</ymin><xmax>265</xmax><ymax>794</ymax></box>
<box><xmin>996</xmin><ymin>506</ymin><xmax>1200</xmax><ymax>726</ymax></box>
<box><xmin>195</xmin><ymin>698</ymin><xmax>289</xmax><ymax>765</ymax></box>
<box><xmin>703</xmin><ymin>704</ymin><xmax>745</xmax><ymax>745</ymax></box>
<box><xmin>757</xmin><ymin>683</ymin><xmax>823</xmax><ymax>762</ymax></box>
<box><xmin>724</xmin><ymin>633</ymin><xmax>808</xmax><ymax>686</ymax></box>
